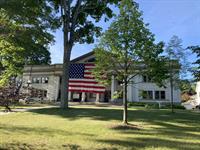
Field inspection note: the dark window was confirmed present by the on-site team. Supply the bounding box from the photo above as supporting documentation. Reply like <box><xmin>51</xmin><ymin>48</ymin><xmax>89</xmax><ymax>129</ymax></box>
<box><xmin>161</xmin><ymin>91</ymin><xmax>165</xmax><ymax>99</ymax></box>
<box><xmin>143</xmin><ymin>75</ymin><xmax>152</xmax><ymax>82</ymax></box>
<box><xmin>143</xmin><ymin>75</ymin><xmax>147</xmax><ymax>82</ymax></box>
<box><xmin>155</xmin><ymin>91</ymin><xmax>160</xmax><ymax>99</ymax></box>
<box><xmin>87</xmin><ymin>58</ymin><xmax>96</xmax><ymax>62</ymax></box>
<box><xmin>155</xmin><ymin>91</ymin><xmax>166</xmax><ymax>100</ymax></box>
<box><xmin>36</xmin><ymin>77</ymin><xmax>41</xmax><ymax>83</ymax></box>
<box><xmin>42</xmin><ymin>77</ymin><xmax>49</xmax><ymax>84</ymax></box>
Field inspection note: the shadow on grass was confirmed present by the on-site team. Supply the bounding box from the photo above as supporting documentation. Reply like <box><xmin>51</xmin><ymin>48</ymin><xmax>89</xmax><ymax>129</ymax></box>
<box><xmin>29</xmin><ymin>107</ymin><xmax>200</xmax><ymax>124</ymax></box>
<box><xmin>0</xmin><ymin>123</ymin><xmax>94</xmax><ymax>137</ymax></box>
<box><xmin>96</xmin><ymin>137</ymin><xmax>200</xmax><ymax>150</ymax></box>
<box><xmin>2</xmin><ymin>107</ymin><xmax>199</xmax><ymax>150</ymax></box>
<box><xmin>0</xmin><ymin>142</ymin><xmax>81</xmax><ymax>150</ymax></box>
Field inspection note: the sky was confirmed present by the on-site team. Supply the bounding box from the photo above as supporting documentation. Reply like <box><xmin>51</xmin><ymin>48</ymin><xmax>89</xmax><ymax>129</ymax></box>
<box><xmin>49</xmin><ymin>0</ymin><xmax>200</xmax><ymax>65</ymax></box>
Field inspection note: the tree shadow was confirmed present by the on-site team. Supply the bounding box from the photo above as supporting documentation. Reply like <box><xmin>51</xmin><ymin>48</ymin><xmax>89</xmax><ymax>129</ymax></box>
<box><xmin>0</xmin><ymin>123</ymin><xmax>94</xmax><ymax>137</ymax></box>
<box><xmin>96</xmin><ymin>137</ymin><xmax>200</xmax><ymax>150</ymax></box>
<box><xmin>27</xmin><ymin>107</ymin><xmax>200</xmax><ymax>149</ymax></box>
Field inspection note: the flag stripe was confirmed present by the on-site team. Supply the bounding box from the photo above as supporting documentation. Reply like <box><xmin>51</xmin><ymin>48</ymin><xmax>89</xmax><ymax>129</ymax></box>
<box><xmin>69</xmin><ymin>63</ymin><xmax>105</xmax><ymax>94</ymax></box>
<box><xmin>69</xmin><ymin>85</ymin><xmax>105</xmax><ymax>89</ymax></box>
<box><xmin>69</xmin><ymin>89</ymin><xmax>105</xmax><ymax>94</ymax></box>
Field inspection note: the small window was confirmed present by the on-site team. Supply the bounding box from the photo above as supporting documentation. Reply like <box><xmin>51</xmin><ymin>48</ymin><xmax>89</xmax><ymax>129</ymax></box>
<box><xmin>32</xmin><ymin>77</ymin><xmax>37</xmax><ymax>83</ymax></box>
<box><xmin>41</xmin><ymin>77</ymin><xmax>49</xmax><ymax>84</ymax></box>
<box><xmin>87</xmin><ymin>58</ymin><xmax>96</xmax><ymax>62</ymax></box>
<box><xmin>155</xmin><ymin>91</ymin><xmax>166</xmax><ymax>100</ymax></box>
<box><xmin>155</xmin><ymin>91</ymin><xmax>160</xmax><ymax>99</ymax></box>
<box><xmin>161</xmin><ymin>91</ymin><xmax>165</xmax><ymax>99</ymax></box>
<box><xmin>36</xmin><ymin>77</ymin><xmax>41</xmax><ymax>83</ymax></box>
<box><xmin>142</xmin><ymin>75</ymin><xmax>152</xmax><ymax>83</ymax></box>
<box><xmin>143</xmin><ymin>75</ymin><xmax>147</xmax><ymax>82</ymax></box>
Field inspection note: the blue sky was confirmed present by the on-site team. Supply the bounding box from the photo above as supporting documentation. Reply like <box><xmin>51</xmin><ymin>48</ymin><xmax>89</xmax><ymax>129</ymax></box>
<box><xmin>50</xmin><ymin>0</ymin><xmax>200</xmax><ymax>64</ymax></box>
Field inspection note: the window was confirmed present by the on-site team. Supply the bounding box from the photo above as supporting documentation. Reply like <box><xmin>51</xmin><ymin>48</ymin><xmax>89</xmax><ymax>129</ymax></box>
<box><xmin>41</xmin><ymin>77</ymin><xmax>49</xmax><ymax>84</ymax></box>
<box><xmin>155</xmin><ymin>91</ymin><xmax>166</xmax><ymax>100</ymax></box>
<box><xmin>87</xmin><ymin>58</ymin><xmax>95</xmax><ymax>62</ymax></box>
<box><xmin>32</xmin><ymin>77</ymin><xmax>49</xmax><ymax>84</ymax></box>
<box><xmin>35</xmin><ymin>77</ymin><xmax>41</xmax><ymax>83</ymax></box>
<box><xmin>32</xmin><ymin>77</ymin><xmax>37</xmax><ymax>83</ymax></box>
<box><xmin>142</xmin><ymin>75</ymin><xmax>152</xmax><ymax>82</ymax></box>
<box><xmin>141</xmin><ymin>91</ymin><xmax>153</xmax><ymax>99</ymax></box>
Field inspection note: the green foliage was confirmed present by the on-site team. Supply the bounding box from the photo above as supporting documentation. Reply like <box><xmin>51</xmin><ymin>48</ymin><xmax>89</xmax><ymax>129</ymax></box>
<box><xmin>165</xmin><ymin>35</ymin><xmax>190</xmax><ymax>81</ymax></box>
<box><xmin>93</xmin><ymin>0</ymin><xmax>168</xmax><ymax>87</ymax></box>
<box><xmin>188</xmin><ymin>46</ymin><xmax>200</xmax><ymax>81</ymax></box>
<box><xmin>179</xmin><ymin>79</ymin><xmax>196</xmax><ymax>94</ymax></box>
<box><xmin>127</xmin><ymin>102</ymin><xmax>147</xmax><ymax>107</ymax></box>
<box><xmin>0</xmin><ymin>106</ymin><xmax>199</xmax><ymax>149</ymax></box>
<box><xmin>145</xmin><ymin>103</ymin><xmax>159</xmax><ymax>109</ymax></box>
<box><xmin>128</xmin><ymin>101</ymin><xmax>185</xmax><ymax>110</ymax></box>
<box><xmin>0</xmin><ymin>0</ymin><xmax>60</xmax><ymax>86</ymax></box>
<box><xmin>160</xmin><ymin>104</ymin><xmax>185</xmax><ymax>110</ymax></box>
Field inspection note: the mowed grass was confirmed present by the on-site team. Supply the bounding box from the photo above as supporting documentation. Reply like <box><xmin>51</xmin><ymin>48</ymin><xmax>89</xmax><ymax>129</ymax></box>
<box><xmin>0</xmin><ymin>106</ymin><xmax>200</xmax><ymax>150</ymax></box>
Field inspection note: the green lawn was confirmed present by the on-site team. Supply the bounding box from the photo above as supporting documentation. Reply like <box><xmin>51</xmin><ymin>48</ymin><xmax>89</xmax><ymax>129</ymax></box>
<box><xmin>0</xmin><ymin>106</ymin><xmax>199</xmax><ymax>150</ymax></box>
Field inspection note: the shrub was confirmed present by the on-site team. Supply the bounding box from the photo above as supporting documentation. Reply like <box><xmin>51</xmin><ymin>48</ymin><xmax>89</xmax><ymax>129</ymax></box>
<box><xmin>128</xmin><ymin>102</ymin><xmax>146</xmax><ymax>107</ymax></box>
<box><xmin>145</xmin><ymin>103</ymin><xmax>159</xmax><ymax>109</ymax></box>
<box><xmin>160</xmin><ymin>104</ymin><xmax>185</xmax><ymax>109</ymax></box>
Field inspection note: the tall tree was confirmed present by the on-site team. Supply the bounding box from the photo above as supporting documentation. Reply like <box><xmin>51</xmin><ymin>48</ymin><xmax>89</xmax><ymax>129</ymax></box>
<box><xmin>57</xmin><ymin>0</ymin><xmax>120</xmax><ymax>108</ymax></box>
<box><xmin>188</xmin><ymin>46</ymin><xmax>200</xmax><ymax>81</ymax></box>
<box><xmin>165</xmin><ymin>35</ymin><xmax>189</xmax><ymax>113</ymax></box>
<box><xmin>0</xmin><ymin>1</ymin><xmax>59</xmax><ymax>86</ymax></box>
<box><xmin>93</xmin><ymin>0</ymin><xmax>168</xmax><ymax>124</ymax></box>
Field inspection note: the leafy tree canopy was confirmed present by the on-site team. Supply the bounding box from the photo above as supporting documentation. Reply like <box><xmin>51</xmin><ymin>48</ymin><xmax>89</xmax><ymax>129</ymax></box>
<box><xmin>188</xmin><ymin>46</ymin><xmax>200</xmax><ymax>81</ymax></box>
<box><xmin>93</xmin><ymin>0</ymin><xmax>168</xmax><ymax>124</ymax></box>
<box><xmin>0</xmin><ymin>0</ymin><xmax>60</xmax><ymax>86</ymax></box>
<box><xmin>93</xmin><ymin>0</ymin><xmax>168</xmax><ymax>87</ymax></box>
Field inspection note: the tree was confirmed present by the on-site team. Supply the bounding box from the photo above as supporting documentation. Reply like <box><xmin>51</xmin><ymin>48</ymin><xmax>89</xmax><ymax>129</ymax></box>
<box><xmin>93</xmin><ymin>0</ymin><xmax>168</xmax><ymax>124</ymax></box>
<box><xmin>179</xmin><ymin>79</ymin><xmax>195</xmax><ymax>94</ymax></box>
<box><xmin>1</xmin><ymin>0</ymin><xmax>120</xmax><ymax>108</ymax></box>
<box><xmin>57</xmin><ymin>0</ymin><xmax>120</xmax><ymax>108</ymax></box>
<box><xmin>188</xmin><ymin>46</ymin><xmax>200</xmax><ymax>81</ymax></box>
<box><xmin>165</xmin><ymin>35</ymin><xmax>189</xmax><ymax>113</ymax></box>
<box><xmin>0</xmin><ymin>1</ymin><xmax>59</xmax><ymax>86</ymax></box>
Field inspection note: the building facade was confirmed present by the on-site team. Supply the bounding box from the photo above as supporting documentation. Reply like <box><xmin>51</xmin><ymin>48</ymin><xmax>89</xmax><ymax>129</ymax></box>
<box><xmin>195</xmin><ymin>81</ymin><xmax>200</xmax><ymax>105</ymax></box>
<box><xmin>22</xmin><ymin>51</ymin><xmax>181</xmax><ymax>103</ymax></box>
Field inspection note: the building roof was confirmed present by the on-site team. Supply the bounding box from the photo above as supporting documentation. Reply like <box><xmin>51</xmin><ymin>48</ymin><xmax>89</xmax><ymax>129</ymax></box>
<box><xmin>71</xmin><ymin>51</ymin><xmax>94</xmax><ymax>63</ymax></box>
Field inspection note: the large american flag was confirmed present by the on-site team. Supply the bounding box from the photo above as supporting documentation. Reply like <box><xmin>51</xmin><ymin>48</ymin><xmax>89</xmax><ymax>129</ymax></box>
<box><xmin>68</xmin><ymin>63</ymin><xmax>106</xmax><ymax>93</ymax></box>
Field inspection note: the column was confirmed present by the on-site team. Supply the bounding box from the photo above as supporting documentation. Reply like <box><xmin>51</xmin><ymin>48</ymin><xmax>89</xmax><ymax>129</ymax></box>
<box><xmin>68</xmin><ymin>91</ymin><xmax>72</xmax><ymax>101</ymax></box>
<box><xmin>96</xmin><ymin>93</ymin><xmax>100</xmax><ymax>102</ymax></box>
<box><xmin>111</xmin><ymin>75</ymin><xmax>117</xmax><ymax>101</ymax></box>
<box><xmin>81</xmin><ymin>92</ymin><xmax>86</xmax><ymax>102</ymax></box>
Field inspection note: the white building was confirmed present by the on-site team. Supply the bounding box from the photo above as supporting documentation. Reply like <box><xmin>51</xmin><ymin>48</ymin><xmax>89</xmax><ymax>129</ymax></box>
<box><xmin>22</xmin><ymin>51</ymin><xmax>181</xmax><ymax>103</ymax></box>
<box><xmin>195</xmin><ymin>81</ymin><xmax>200</xmax><ymax>105</ymax></box>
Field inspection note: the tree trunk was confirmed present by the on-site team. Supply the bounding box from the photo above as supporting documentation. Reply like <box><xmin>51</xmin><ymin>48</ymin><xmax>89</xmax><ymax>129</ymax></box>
<box><xmin>123</xmin><ymin>79</ymin><xmax>128</xmax><ymax>124</ymax></box>
<box><xmin>60</xmin><ymin>30</ymin><xmax>72</xmax><ymax>108</ymax></box>
<box><xmin>170</xmin><ymin>77</ymin><xmax>174</xmax><ymax>113</ymax></box>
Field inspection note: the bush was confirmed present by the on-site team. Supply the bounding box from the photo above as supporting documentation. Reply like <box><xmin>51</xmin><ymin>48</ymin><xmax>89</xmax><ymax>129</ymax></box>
<box><xmin>145</xmin><ymin>103</ymin><xmax>159</xmax><ymax>109</ymax></box>
<box><xmin>128</xmin><ymin>101</ymin><xmax>185</xmax><ymax>110</ymax></box>
<box><xmin>128</xmin><ymin>102</ymin><xmax>147</xmax><ymax>107</ymax></box>
<box><xmin>160</xmin><ymin>104</ymin><xmax>185</xmax><ymax>109</ymax></box>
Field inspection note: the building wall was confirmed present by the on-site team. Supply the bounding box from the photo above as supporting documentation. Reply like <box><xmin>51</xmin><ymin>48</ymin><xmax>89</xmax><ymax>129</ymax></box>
<box><xmin>196</xmin><ymin>82</ymin><xmax>200</xmax><ymax>103</ymax></box>
<box><xmin>127</xmin><ymin>75</ymin><xmax>181</xmax><ymax>103</ymax></box>
<box><xmin>22</xmin><ymin>73</ymin><xmax>60</xmax><ymax>101</ymax></box>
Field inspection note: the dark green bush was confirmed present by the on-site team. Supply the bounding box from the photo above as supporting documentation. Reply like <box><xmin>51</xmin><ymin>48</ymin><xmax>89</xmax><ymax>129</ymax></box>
<box><xmin>160</xmin><ymin>104</ymin><xmax>185</xmax><ymax>109</ymax></box>
<box><xmin>128</xmin><ymin>102</ymin><xmax>146</xmax><ymax>107</ymax></box>
<box><xmin>145</xmin><ymin>103</ymin><xmax>159</xmax><ymax>109</ymax></box>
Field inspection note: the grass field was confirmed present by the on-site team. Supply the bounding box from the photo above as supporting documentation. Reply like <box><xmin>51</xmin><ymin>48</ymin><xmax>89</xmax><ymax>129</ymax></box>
<box><xmin>0</xmin><ymin>106</ymin><xmax>199</xmax><ymax>150</ymax></box>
